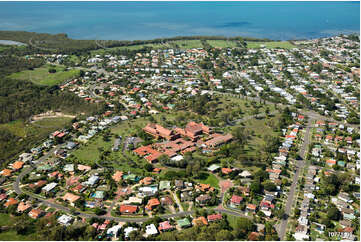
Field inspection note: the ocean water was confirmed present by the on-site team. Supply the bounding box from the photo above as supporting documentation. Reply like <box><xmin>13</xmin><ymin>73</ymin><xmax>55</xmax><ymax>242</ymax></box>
<box><xmin>0</xmin><ymin>1</ymin><xmax>359</xmax><ymax>41</ymax></box>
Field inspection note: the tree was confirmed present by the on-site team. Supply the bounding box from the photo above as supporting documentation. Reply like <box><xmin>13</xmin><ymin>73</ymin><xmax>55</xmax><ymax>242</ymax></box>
<box><xmin>327</xmin><ymin>205</ymin><xmax>341</xmax><ymax>221</ymax></box>
<box><xmin>48</xmin><ymin>68</ymin><xmax>57</xmax><ymax>73</ymax></box>
<box><xmin>232</xmin><ymin>217</ymin><xmax>254</xmax><ymax>239</ymax></box>
<box><xmin>94</xmin><ymin>207</ymin><xmax>106</xmax><ymax>216</ymax></box>
<box><xmin>128</xmin><ymin>230</ymin><xmax>143</xmax><ymax>241</ymax></box>
<box><xmin>14</xmin><ymin>215</ymin><xmax>33</xmax><ymax>235</ymax></box>
<box><xmin>144</xmin><ymin>163</ymin><xmax>153</xmax><ymax>172</ymax></box>
<box><xmin>215</xmin><ymin>229</ymin><xmax>234</xmax><ymax>241</ymax></box>
<box><xmin>263</xmin><ymin>181</ymin><xmax>277</xmax><ymax>191</ymax></box>
<box><xmin>250</xmin><ymin>181</ymin><xmax>262</xmax><ymax>194</ymax></box>
<box><xmin>232</xmin><ymin>126</ymin><xmax>248</xmax><ymax>146</ymax></box>
<box><xmin>275</xmin><ymin>208</ymin><xmax>285</xmax><ymax>219</ymax></box>
<box><xmin>84</xmin><ymin>225</ymin><xmax>96</xmax><ymax>240</ymax></box>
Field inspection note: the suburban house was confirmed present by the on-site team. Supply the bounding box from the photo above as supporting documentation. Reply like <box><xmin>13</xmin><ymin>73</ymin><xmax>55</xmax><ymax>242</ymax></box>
<box><xmin>158</xmin><ymin>221</ymin><xmax>174</xmax><ymax>232</ymax></box>
<box><xmin>230</xmin><ymin>194</ymin><xmax>243</xmax><ymax>208</ymax></box>
<box><xmin>62</xmin><ymin>192</ymin><xmax>81</xmax><ymax>206</ymax></box>
<box><xmin>145</xmin><ymin>198</ymin><xmax>160</xmax><ymax>211</ymax></box>
<box><xmin>207</xmin><ymin>213</ymin><xmax>222</xmax><ymax>222</ymax></box>
<box><xmin>119</xmin><ymin>205</ymin><xmax>138</xmax><ymax>214</ymax></box>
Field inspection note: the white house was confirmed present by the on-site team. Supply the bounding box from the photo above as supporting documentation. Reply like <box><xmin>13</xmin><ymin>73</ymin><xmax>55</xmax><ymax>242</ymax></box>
<box><xmin>57</xmin><ymin>215</ymin><xmax>73</xmax><ymax>226</ymax></box>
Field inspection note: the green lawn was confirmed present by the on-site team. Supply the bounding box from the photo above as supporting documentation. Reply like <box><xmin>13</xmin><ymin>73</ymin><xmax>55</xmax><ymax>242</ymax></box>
<box><xmin>195</xmin><ymin>172</ymin><xmax>219</xmax><ymax>188</ymax></box>
<box><xmin>207</xmin><ymin>40</ymin><xmax>238</xmax><ymax>48</ymax></box>
<box><xmin>216</xmin><ymin>95</ymin><xmax>276</xmax><ymax>116</ymax></box>
<box><xmin>0</xmin><ymin>45</ymin><xmax>10</xmax><ymax>51</ymax></box>
<box><xmin>169</xmin><ymin>40</ymin><xmax>203</xmax><ymax>49</ymax></box>
<box><xmin>91</xmin><ymin>43</ymin><xmax>167</xmax><ymax>55</ymax></box>
<box><xmin>247</xmin><ymin>41</ymin><xmax>296</xmax><ymax>49</ymax></box>
<box><xmin>32</xmin><ymin>117</ymin><xmax>73</xmax><ymax>128</ymax></box>
<box><xmin>181</xmin><ymin>202</ymin><xmax>190</xmax><ymax>211</ymax></box>
<box><xmin>0</xmin><ymin>230</ymin><xmax>37</xmax><ymax>241</ymax></box>
<box><xmin>0</xmin><ymin>213</ymin><xmax>37</xmax><ymax>240</ymax></box>
<box><xmin>226</xmin><ymin>214</ymin><xmax>242</xmax><ymax>229</ymax></box>
<box><xmin>71</xmin><ymin>135</ymin><xmax>113</xmax><ymax>163</ymax></box>
<box><xmin>8</xmin><ymin>64</ymin><xmax>80</xmax><ymax>86</ymax></box>
<box><xmin>0</xmin><ymin>44</ymin><xmax>26</xmax><ymax>52</ymax></box>
<box><xmin>0</xmin><ymin>213</ymin><xmax>16</xmax><ymax>226</ymax></box>
<box><xmin>67</xmin><ymin>55</ymin><xmax>81</xmax><ymax>63</ymax></box>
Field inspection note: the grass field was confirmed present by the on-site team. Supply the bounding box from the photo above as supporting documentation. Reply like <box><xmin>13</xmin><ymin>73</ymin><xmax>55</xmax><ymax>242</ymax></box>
<box><xmin>195</xmin><ymin>172</ymin><xmax>219</xmax><ymax>188</ymax></box>
<box><xmin>0</xmin><ymin>117</ymin><xmax>73</xmax><ymax>138</ymax></box>
<box><xmin>93</xmin><ymin>38</ymin><xmax>244</xmax><ymax>55</ymax></box>
<box><xmin>67</xmin><ymin>55</ymin><xmax>81</xmax><ymax>63</ymax></box>
<box><xmin>92</xmin><ymin>43</ymin><xmax>167</xmax><ymax>55</ymax></box>
<box><xmin>226</xmin><ymin>214</ymin><xmax>241</xmax><ymax>229</ymax></box>
<box><xmin>0</xmin><ymin>230</ymin><xmax>36</xmax><ymax>241</ymax></box>
<box><xmin>169</xmin><ymin>40</ymin><xmax>203</xmax><ymax>49</ymax></box>
<box><xmin>32</xmin><ymin>117</ymin><xmax>73</xmax><ymax>128</ymax></box>
<box><xmin>0</xmin><ymin>213</ymin><xmax>16</xmax><ymax>226</ymax></box>
<box><xmin>207</xmin><ymin>40</ymin><xmax>238</xmax><ymax>48</ymax></box>
<box><xmin>0</xmin><ymin>45</ymin><xmax>10</xmax><ymax>51</ymax></box>
<box><xmin>0</xmin><ymin>120</ymin><xmax>28</xmax><ymax>137</ymax></box>
<box><xmin>247</xmin><ymin>41</ymin><xmax>296</xmax><ymax>49</ymax></box>
<box><xmin>0</xmin><ymin>213</ymin><xmax>37</xmax><ymax>240</ymax></box>
<box><xmin>216</xmin><ymin>95</ymin><xmax>276</xmax><ymax>116</ymax></box>
<box><xmin>8</xmin><ymin>64</ymin><xmax>80</xmax><ymax>86</ymax></box>
<box><xmin>71</xmin><ymin>135</ymin><xmax>113</xmax><ymax>163</ymax></box>
<box><xmin>0</xmin><ymin>44</ymin><xmax>26</xmax><ymax>52</ymax></box>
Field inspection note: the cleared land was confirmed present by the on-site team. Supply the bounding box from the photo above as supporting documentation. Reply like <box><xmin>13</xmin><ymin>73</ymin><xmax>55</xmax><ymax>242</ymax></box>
<box><xmin>207</xmin><ymin>40</ymin><xmax>238</xmax><ymax>48</ymax></box>
<box><xmin>169</xmin><ymin>40</ymin><xmax>203</xmax><ymax>49</ymax></box>
<box><xmin>8</xmin><ymin>64</ymin><xmax>80</xmax><ymax>86</ymax></box>
<box><xmin>247</xmin><ymin>41</ymin><xmax>296</xmax><ymax>49</ymax></box>
<box><xmin>0</xmin><ymin>117</ymin><xmax>73</xmax><ymax>162</ymax></box>
<box><xmin>92</xmin><ymin>43</ymin><xmax>167</xmax><ymax>55</ymax></box>
<box><xmin>0</xmin><ymin>117</ymin><xmax>73</xmax><ymax>138</ymax></box>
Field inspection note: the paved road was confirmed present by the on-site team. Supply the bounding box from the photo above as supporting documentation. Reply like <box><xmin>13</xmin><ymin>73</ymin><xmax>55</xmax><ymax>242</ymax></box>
<box><xmin>13</xmin><ymin>145</ymin><xmax>61</xmax><ymax>194</ymax></box>
<box><xmin>276</xmin><ymin>118</ymin><xmax>313</xmax><ymax>240</ymax></box>
<box><xmin>169</xmin><ymin>190</ymin><xmax>184</xmax><ymax>212</ymax></box>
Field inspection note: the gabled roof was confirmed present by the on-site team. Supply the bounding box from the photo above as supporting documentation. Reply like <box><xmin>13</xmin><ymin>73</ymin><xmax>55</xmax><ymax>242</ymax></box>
<box><xmin>13</xmin><ymin>161</ymin><xmax>25</xmax><ymax>170</ymax></box>
<box><xmin>158</xmin><ymin>221</ymin><xmax>173</xmax><ymax>231</ymax></box>
<box><xmin>177</xmin><ymin>218</ymin><xmax>191</xmax><ymax>227</ymax></box>
<box><xmin>1</xmin><ymin>169</ymin><xmax>12</xmax><ymax>177</ymax></box>
<box><xmin>17</xmin><ymin>201</ymin><xmax>31</xmax><ymax>212</ymax></box>
<box><xmin>112</xmin><ymin>171</ymin><xmax>123</xmax><ymax>182</ymax></box>
<box><xmin>62</xmin><ymin>192</ymin><xmax>80</xmax><ymax>203</ymax></box>
<box><xmin>207</xmin><ymin>213</ymin><xmax>222</xmax><ymax>222</ymax></box>
<box><xmin>231</xmin><ymin>195</ymin><xmax>243</xmax><ymax>204</ymax></box>
<box><xmin>29</xmin><ymin>208</ymin><xmax>43</xmax><ymax>219</ymax></box>
<box><xmin>146</xmin><ymin>198</ymin><xmax>160</xmax><ymax>210</ymax></box>
<box><xmin>192</xmin><ymin>216</ymin><xmax>208</xmax><ymax>226</ymax></box>
<box><xmin>119</xmin><ymin>205</ymin><xmax>138</xmax><ymax>213</ymax></box>
<box><xmin>4</xmin><ymin>197</ymin><xmax>18</xmax><ymax>207</ymax></box>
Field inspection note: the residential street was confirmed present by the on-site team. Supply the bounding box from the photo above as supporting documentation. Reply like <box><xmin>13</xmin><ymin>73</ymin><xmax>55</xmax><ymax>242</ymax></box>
<box><xmin>276</xmin><ymin>118</ymin><xmax>314</xmax><ymax>240</ymax></box>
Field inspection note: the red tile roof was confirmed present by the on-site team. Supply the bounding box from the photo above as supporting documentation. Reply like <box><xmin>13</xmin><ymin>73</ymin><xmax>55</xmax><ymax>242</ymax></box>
<box><xmin>4</xmin><ymin>198</ymin><xmax>18</xmax><ymax>207</ymax></box>
<box><xmin>12</xmin><ymin>161</ymin><xmax>25</xmax><ymax>170</ymax></box>
<box><xmin>158</xmin><ymin>221</ymin><xmax>173</xmax><ymax>231</ymax></box>
<box><xmin>207</xmin><ymin>213</ymin><xmax>222</xmax><ymax>222</ymax></box>
<box><xmin>222</xmin><ymin>167</ymin><xmax>233</xmax><ymax>174</ymax></box>
<box><xmin>146</xmin><ymin>198</ymin><xmax>160</xmax><ymax>210</ymax></box>
<box><xmin>230</xmin><ymin>195</ymin><xmax>243</xmax><ymax>204</ymax></box>
<box><xmin>119</xmin><ymin>205</ymin><xmax>138</xmax><ymax>214</ymax></box>
<box><xmin>192</xmin><ymin>216</ymin><xmax>208</xmax><ymax>226</ymax></box>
